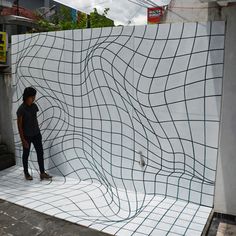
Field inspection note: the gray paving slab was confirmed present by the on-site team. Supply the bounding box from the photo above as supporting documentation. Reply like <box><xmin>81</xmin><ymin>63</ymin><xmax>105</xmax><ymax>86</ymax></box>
<box><xmin>0</xmin><ymin>199</ymin><xmax>111</xmax><ymax>236</ymax></box>
<box><xmin>207</xmin><ymin>213</ymin><xmax>236</xmax><ymax>236</ymax></box>
<box><xmin>2</xmin><ymin>198</ymin><xmax>236</xmax><ymax>236</ymax></box>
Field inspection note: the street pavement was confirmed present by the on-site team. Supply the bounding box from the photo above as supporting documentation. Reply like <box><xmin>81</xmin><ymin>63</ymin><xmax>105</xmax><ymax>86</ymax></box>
<box><xmin>0</xmin><ymin>199</ymin><xmax>111</xmax><ymax>236</ymax></box>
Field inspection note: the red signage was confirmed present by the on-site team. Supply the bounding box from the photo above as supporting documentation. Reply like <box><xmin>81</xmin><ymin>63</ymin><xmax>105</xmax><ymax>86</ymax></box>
<box><xmin>147</xmin><ymin>7</ymin><xmax>163</xmax><ymax>24</ymax></box>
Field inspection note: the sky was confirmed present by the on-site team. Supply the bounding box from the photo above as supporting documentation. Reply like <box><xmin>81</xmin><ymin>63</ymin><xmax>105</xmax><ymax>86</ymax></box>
<box><xmin>53</xmin><ymin>0</ymin><xmax>171</xmax><ymax>26</ymax></box>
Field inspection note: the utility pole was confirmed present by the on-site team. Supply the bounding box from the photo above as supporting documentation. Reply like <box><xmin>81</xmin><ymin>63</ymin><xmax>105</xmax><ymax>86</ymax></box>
<box><xmin>87</xmin><ymin>14</ymin><xmax>91</xmax><ymax>28</ymax></box>
<box><xmin>16</xmin><ymin>0</ymin><xmax>19</xmax><ymax>16</ymax></box>
<box><xmin>13</xmin><ymin>0</ymin><xmax>20</xmax><ymax>33</ymax></box>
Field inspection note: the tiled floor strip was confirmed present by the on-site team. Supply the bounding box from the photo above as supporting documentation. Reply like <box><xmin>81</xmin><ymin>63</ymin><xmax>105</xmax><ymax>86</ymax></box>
<box><xmin>0</xmin><ymin>166</ymin><xmax>212</xmax><ymax>236</ymax></box>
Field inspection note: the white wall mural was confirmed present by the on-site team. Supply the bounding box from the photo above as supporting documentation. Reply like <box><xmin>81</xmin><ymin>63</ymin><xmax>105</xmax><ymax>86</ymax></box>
<box><xmin>6</xmin><ymin>21</ymin><xmax>225</xmax><ymax>235</ymax></box>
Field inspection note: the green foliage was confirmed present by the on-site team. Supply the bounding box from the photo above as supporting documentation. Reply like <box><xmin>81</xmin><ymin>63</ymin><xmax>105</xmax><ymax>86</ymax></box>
<box><xmin>90</xmin><ymin>8</ymin><xmax>114</xmax><ymax>28</ymax></box>
<box><xmin>77</xmin><ymin>11</ymin><xmax>87</xmax><ymax>29</ymax></box>
<box><xmin>33</xmin><ymin>6</ymin><xmax>114</xmax><ymax>33</ymax></box>
<box><xmin>58</xmin><ymin>21</ymin><xmax>79</xmax><ymax>30</ymax></box>
<box><xmin>33</xmin><ymin>19</ymin><xmax>59</xmax><ymax>33</ymax></box>
<box><xmin>59</xmin><ymin>5</ymin><xmax>72</xmax><ymax>22</ymax></box>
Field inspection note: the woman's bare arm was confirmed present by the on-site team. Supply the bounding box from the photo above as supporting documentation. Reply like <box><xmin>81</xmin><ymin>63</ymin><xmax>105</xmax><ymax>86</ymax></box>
<box><xmin>17</xmin><ymin>116</ymin><xmax>29</xmax><ymax>149</ymax></box>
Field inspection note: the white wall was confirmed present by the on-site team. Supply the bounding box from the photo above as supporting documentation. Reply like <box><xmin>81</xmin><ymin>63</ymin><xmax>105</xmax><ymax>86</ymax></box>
<box><xmin>163</xmin><ymin>0</ymin><xmax>221</xmax><ymax>23</ymax></box>
<box><xmin>11</xmin><ymin>22</ymin><xmax>224</xmax><ymax>207</ymax></box>
<box><xmin>214</xmin><ymin>5</ymin><xmax>236</xmax><ymax>215</ymax></box>
<box><xmin>164</xmin><ymin>0</ymin><xmax>236</xmax><ymax>216</ymax></box>
<box><xmin>0</xmin><ymin>73</ymin><xmax>14</xmax><ymax>152</ymax></box>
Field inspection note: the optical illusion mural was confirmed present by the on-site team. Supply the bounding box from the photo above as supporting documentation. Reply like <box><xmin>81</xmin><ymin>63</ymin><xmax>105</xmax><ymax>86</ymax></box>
<box><xmin>0</xmin><ymin>21</ymin><xmax>225</xmax><ymax>235</ymax></box>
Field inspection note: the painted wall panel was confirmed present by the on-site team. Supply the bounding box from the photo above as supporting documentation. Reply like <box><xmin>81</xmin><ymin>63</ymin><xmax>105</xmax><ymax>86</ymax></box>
<box><xmin>11</xmin><ymin>21</ymin><xmax>225</xmax><ymax>208</ymax></box>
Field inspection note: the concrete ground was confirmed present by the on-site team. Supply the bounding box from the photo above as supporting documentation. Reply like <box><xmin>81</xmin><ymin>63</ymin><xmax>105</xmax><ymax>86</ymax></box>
<box><xmin>0</xmin><ymin>199</ymin><xmax>111</xmax><ymax>236</ymax></box>
<box><xmin>207</xmin><ymin>213</ymin><xmax>236</xmax><ymax>236</ymax></box>
<box><xmin>1</xmin><ymin>198</ymin><xmax>236</xmax><ymax>236</ymax></box>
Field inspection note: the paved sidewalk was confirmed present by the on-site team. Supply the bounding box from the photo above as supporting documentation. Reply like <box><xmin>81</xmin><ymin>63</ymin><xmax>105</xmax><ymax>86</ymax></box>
<box><xmin>207</xmin><ymin>213</ymin><xmax>236</xmax><ymax>236</ymax></box>
<box><xmin>1</xmin><ymin>197</ymin><xmax>236</xmax><ymax>236</ymax></box>
<box><xmin>0</xmin><ymin>199</ymin><xmax>111</xmax><ymax>236</ymax></box>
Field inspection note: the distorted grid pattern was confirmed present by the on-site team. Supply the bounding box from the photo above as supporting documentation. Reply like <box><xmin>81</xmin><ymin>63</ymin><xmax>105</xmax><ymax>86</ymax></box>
<box><xmin>10</xmin><ymin>21</ymin><xmax>224</xmax><ymax>235</ymax></box>
<box><xmin>0</xmin><ymin>166</ymin><xmax>212</xmax><ymax>236</ymax></box>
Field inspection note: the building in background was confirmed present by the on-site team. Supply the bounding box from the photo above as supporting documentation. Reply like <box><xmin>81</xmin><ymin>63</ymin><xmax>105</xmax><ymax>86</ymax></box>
<box><xmin>0</xmin><ymin>0</ymin><xmax>114</xmax><ymax>152</ymax></box>
<box><xmin>0</xmin><ymin>0</ymin><xmax>80</xmax><ymax>153</ymax></box>
<box><xmin>0</xmin><ymin>0</ymin><xmax>114</xmax><ymax>72</ymax></box>
<box><xmin>0</xmin><ymin>0</ymin><xmax>80</xmax><ymax>73</ymax></box>
<box><xmin>141</xmin><ymin>0</ymin><xmax>236</xmax><ymax>24</ymax></box>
